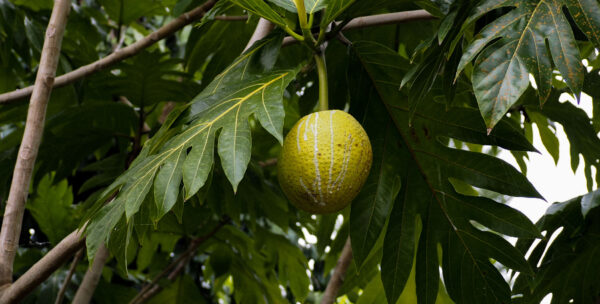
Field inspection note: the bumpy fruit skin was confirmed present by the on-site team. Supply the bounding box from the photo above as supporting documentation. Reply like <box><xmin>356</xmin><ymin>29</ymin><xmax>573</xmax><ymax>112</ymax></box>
<box><xmin>278</xmin><ymin>110</ymin><xmax>372</xmax><ymax>214</ymax></box>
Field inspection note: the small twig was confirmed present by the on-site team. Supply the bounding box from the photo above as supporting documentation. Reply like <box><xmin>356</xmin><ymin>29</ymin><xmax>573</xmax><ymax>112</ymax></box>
<box><xmin>214</xmin><ymin>15</ymin><xmax>248</xmax><ymax>21</ymax></box>
<box><xmin>129</xmin><ymin>220</ymin><xmax>228</xmax><ymax>304</ymax></box>
<box><xmin>258</xmin><ymin>158</ymin><xmax>278</xmax><ymax>167</ymax></box>
<box><xmin>113</xmin><ymin>26</ymin><xmax>127</xmax><ymax>51</ymax></box>
<box><xmin>54</xmin><ymin>248</ymin><xmax>84</xmax><ymax>304</ymax></box>
<box><xmin>0</xmin><ymin>0</ymin><xmax>71</xmax><ymax>288</ymax></box>
<box><xmin>321</xmin><ymin>237</ymin><xmax>353</xmax><ymax>304</ymax></box>
<box><xmin>335</xmin><ymin>31</ymin><xmax>352</xmax><ymax>47</ymax></box>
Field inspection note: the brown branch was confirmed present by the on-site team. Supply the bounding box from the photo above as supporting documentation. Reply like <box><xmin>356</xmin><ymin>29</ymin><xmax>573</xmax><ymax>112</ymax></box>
<box><xmin>54</xmin><ymin>248</ymin><xmax>84</xmax><ymax>304</ymax></box>
<box><xmin>0</xmin><ymin>0</ymin><xmax>71</xmax><ymax>287</ymax></box>
<box><xmin>129</xmin><ymin>220</ymin><xmax>228</xmax><ymax>304</ymax></box>
<box><xmin>0</xmin><ymin>0</ymin><xmax>217</xmax><ymax>104</ymax></box>
<box><xmin>0</xmin><ymin>230</ymin><xmax>86</xmax><ymax>304</ymax></box>
<box><xmin>321</xmin><ymin>237</ymin><xmax>353</xmax><ymax>304</ymax></box>
<box><xmin>0</xmin><ymin>8</ymin><xmax>431</xmax><ymax>105</ymax></box>
<box><xmin>72</xmin><ymin>244</ymin><xmax>110</xmax><ymax>304</ymax></box>
<box><xmin>258</xmin><ymin>158</ymin><xmax>278</xmax><ymax>167</ymax></box>
<box><xmin>282</xmin><ymin>9</ymin><xmax>435</xmax><ymax>46</ymax></box>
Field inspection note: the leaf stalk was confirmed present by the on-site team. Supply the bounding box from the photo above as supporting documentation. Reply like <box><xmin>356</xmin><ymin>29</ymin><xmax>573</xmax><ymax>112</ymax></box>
<box><xmin>314</xmin><ymin>52</ymin><xmax>329</xmax><ymax>111</ymax></box>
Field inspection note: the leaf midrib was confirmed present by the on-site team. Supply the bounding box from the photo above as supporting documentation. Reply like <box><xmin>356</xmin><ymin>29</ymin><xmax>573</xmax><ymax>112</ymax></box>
<box><xmin>124</xmin><ymin>73</ymin><xmax>289</xmax><ymax>199</ymax></box>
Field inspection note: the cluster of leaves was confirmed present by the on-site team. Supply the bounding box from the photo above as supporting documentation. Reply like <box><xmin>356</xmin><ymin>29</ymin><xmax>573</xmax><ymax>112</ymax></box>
<box><xmin>513</xmin><ymin>190</ymin><xmax>600</xmax><ymax>304</ymax></box>
<box><xmin>0</xmin><ymin>0</ymin><xmax>599</xmax><ymax>303</ymax></box>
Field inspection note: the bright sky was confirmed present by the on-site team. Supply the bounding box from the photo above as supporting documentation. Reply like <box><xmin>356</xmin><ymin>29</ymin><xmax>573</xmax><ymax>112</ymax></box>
<box><xmin>503</xmin><ymin>93</ymin><xmax>595</xmax><ymax>223</ymax></box>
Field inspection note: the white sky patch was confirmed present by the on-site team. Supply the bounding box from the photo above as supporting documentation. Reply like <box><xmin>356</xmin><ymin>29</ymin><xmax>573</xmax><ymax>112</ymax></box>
<box><xmin>500</xmin><ymin>93</ymin><xmax>595</xmax><ymax>224</ymax></box>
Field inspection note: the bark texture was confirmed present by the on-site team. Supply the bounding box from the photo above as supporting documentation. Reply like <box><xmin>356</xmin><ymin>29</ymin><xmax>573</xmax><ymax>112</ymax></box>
<box><xmin>321</xmin><ymin>238</ymin><xmax>353</xmax><ymax>304</ymax></box>
<box><xmin>0</xmin><ymin>0</ymin><xmax>72</xmax><ymax>287</ymax></box>
<box><xmin>0</xmin><ymin>230</ymin><xmax>85</xmax><ymax>304</ymax></box>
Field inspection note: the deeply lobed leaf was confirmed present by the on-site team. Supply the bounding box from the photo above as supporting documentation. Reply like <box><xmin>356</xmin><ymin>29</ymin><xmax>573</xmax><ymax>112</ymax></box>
<box><xmin>456</xmin><ymin>0</ymin><xmax>599</xmax><ymax>129</ymax></box>
<box><xmin>351</xmin><ymin>41</ymin><xmax>540</xmax><ymax>304</ymax></box>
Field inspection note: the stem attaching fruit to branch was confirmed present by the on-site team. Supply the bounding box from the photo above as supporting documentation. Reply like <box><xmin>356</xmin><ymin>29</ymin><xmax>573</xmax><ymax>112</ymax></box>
<box><xmin>314</xmin><ymin>52</ymin><xmax>329</xmax><ymax>111</ymax></box>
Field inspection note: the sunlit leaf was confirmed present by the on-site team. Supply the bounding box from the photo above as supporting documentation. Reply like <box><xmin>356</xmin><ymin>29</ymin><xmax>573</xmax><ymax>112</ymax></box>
<box><xmin>457</xmin><ymin>0</ymin><xmax>592</xmax><ymax>128</ymax></box>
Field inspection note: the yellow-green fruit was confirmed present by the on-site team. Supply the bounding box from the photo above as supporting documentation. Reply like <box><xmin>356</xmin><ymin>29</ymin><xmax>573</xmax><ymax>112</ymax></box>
<box><xmin>278</xmin><ymin>110</ymin><xmax>372</xmax><ymax>214</ymax></box>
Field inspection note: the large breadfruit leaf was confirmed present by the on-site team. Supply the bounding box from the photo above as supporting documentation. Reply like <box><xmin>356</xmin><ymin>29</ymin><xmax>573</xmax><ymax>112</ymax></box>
<box><xmin>350</xmin><ymin>41</ymin><xmax>542</xmax><ymax>304</ymax></box>
<box><xmin>84</xmin><ymin>44</ymin><xmax>296</xmax><ymax>262</ymax></box>
<box><xmin>456</xmin><ymin>0</ymin><xmax>600</xmax><ymax>129</ymax></box>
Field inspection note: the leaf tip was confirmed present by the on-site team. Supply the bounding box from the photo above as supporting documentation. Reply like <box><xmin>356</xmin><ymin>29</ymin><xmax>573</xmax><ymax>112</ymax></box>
<box><xmin>486</xmin><ymin>128</ymin><xmax>492</xmax><ymax>136</ymax></box>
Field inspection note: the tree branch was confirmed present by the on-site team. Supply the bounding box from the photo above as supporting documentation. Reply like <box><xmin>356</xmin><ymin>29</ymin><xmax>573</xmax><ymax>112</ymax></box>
<box><xmin>0</xmin><ymin>0</ymin><xmax>217</xmax><ymax>104</ymax></box>
<box><xmin>282</xmin><ymin>10</ymin><xmax>435</xmax><ymax>46</ymax></box>
<box><xmin>0</xmin><ymin>9</ymin><xmax>433</xmax><ymax>105</ymax></box>
<box><xmin>243</xmin><ymin>18</ymin><xmax>275</xmax><ymax>52</ymax></box>
<box><xmin>322</xmin><ymin>237</ymin><xmax>353</xmax><ymax>304</ymax></box>
<box><xmin>0</xmin><ymin>229</ymin><xmax>85</xmax><ymax>304</ymax></box>
<box><xmin>0</xmin><ymin>0</ymin><xmax>71</xmax><ymax>287</ymax></box>
<box><xmin>129</xmin><ymin>220</ymin><xmax>228</xmax><ymax>304</ymax></box>
<box><xmin>54</xmin><ymin>248</ymin><xmax>84</xmax><ymax>304</ymax></box>
<box><xmin>72</xmin><ymin>244</ymin><xmax>109</xmax><ymax>304</ymax></box>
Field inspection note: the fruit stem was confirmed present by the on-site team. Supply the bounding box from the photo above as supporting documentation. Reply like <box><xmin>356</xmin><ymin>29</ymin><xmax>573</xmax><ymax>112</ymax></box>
<box><xmin>314</xmin><ymin>52</ymin><xmax>329</xmax><ymax>111</ymax></box>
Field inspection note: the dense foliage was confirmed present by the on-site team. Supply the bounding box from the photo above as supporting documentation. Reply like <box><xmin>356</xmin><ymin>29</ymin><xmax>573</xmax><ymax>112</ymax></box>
<box><xmin>0</xmin><ymin>0</ymin><xmax>599</xmax><ymax>303</ymax></box>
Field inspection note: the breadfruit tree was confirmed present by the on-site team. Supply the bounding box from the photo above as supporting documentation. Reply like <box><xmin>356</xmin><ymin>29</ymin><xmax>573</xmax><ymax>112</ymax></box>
<box><xmin>0</xmin><ymin>0</ymin><xmax>599</xmax><ymax>303</ymax></box>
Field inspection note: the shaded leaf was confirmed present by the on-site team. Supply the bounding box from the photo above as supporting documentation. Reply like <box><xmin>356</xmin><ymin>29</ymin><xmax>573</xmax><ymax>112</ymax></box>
<box><xmin>87</xmin><ymin>50</ymin><xmax>296</xmax><ymax>260</ymax></box>
<box><xmin>26</xmin><ymin>175</ymin><xmax>77</xmax><ymax>245</ymax></box>
<box><xmin>147</xmin><ymin>275</ymin><xmax>208</xmax><ymax>304</ymax></box>
<box><xmin>516</xmin><ymin>190</ymin><xmax>600</xmax><ymax>303</ymax></box>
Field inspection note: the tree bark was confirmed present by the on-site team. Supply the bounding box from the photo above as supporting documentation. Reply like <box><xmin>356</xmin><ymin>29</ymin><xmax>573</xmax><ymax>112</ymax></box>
<box><xmin>243</xmin><ymin>18</ymin><xmax>275</xmax><ymax>52</ymax></box>
<box><xmin>72</xmin><ymin>245</ymin><xmax>109</xmax><ymax>304</ymax></box>
<box><xmin>0</xmin><ymin>0</ymin><xmax>217</xmax><ymax>104</ymax></box>
<box><xmin>321</xmin><ymin>237</ymin><xmax>353</xmax><ymax>304</ymax></box>
<box><xmin>0</xmin><ymin>0</ymin><xmax>71</xmax><ymax>287</ymax></box>
<box><xmin>0</xmin><ymin>229</ymin><xmax>85</xmax><ymax>304</ymax></box>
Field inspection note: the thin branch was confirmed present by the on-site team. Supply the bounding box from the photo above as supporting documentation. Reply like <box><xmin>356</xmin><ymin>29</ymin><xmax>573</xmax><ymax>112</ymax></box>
<box><xmin>0</xmin><ymin>0</ymin><xmax>71</xmax><ymax>287</ymax></box>
<box><xmin>54</xmin><ymin>248</ymin><xmax>84</xmax><ymax>304</ymax></box>
<box><xmin>258</xmin><ymin>158</ymin><xmax>278</xmax><ymax>167</ymax></box>
<box><xmin>214</xmin><ymin>15</ymin><xmax>248</xmax><ymax>21</ymax></box>
<box><xmin>322</xmin><ymin>237</ymin><xmax>353</xmax><ymax>304</ymax></box>
<box><xmin>243</xmin><ymin>18</ymin><xmax>275</xmax><ymax>52</ymax></box>
<box><xmin>0</xmin><ymin>230</ymin><xmax>86</xmax><ymax>304</ymax></box>
<box><xmin>0</xmin><ymin>8</ymin><xmax>432</xmax><ymax>105</ymax></box>
<box><xmin>0</xmin><ymin>0</ymin><xmax>217</xmax><ymax>104</ymax></box>
<box><xmin>282</xmin><ymin>9</ymin><xmax>435</xmax><ymax>46</ymax></box>
<box><xmin>129</xmin><ymin>220</ymin><xmax>228</xmax><ymax>304</ymax></box>
<box><xmin>72</xmin><ymin>245</ymin><xmax>110</xmax><ymax>304</ymax></box>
